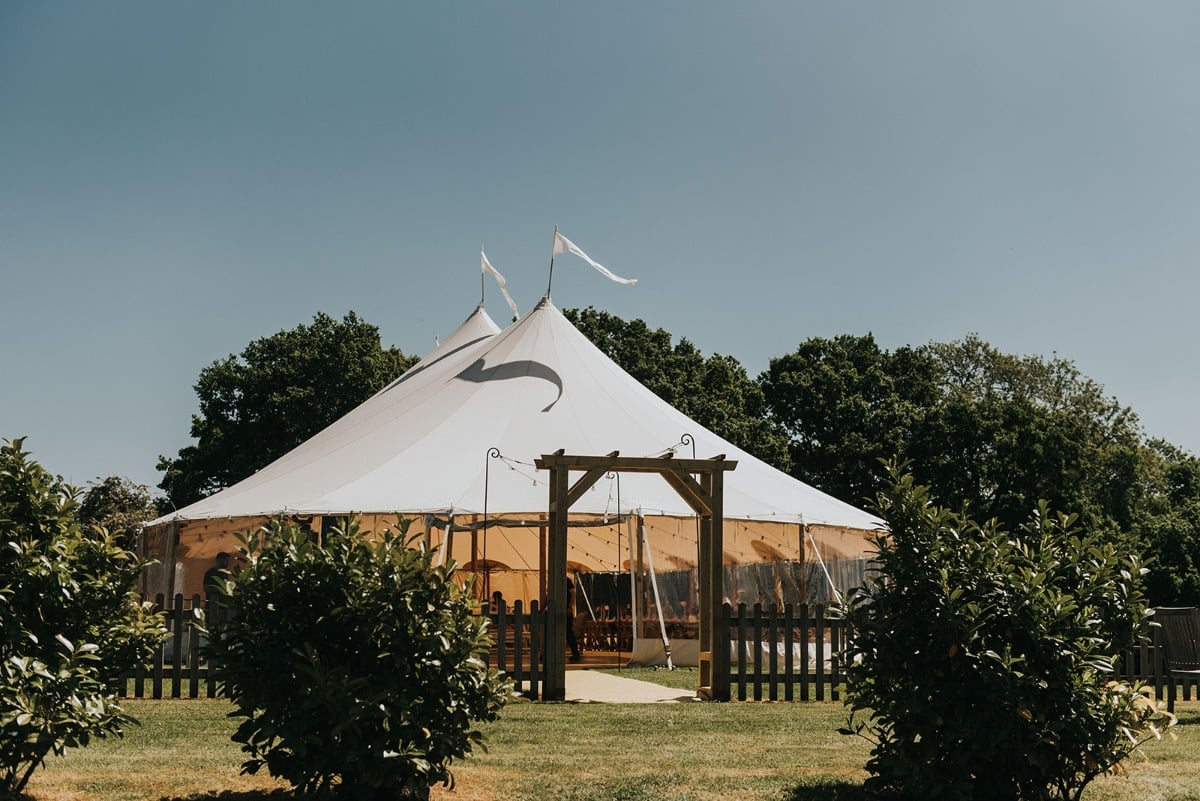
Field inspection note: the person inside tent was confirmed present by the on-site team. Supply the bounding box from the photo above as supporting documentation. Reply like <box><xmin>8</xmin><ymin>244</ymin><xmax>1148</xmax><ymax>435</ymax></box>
<box><xmin>204</xmin><ymin>551</ymin><xmax>231</xmax><ymax>596</ymax></box>
<box><xmin>567</xmin><ymin>578</ymin><xmax>582</xmax><ymax>663</ymax></box>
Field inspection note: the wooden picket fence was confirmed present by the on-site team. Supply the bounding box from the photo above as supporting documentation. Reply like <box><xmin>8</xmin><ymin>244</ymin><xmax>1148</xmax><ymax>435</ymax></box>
<box><xmin>725</xmin><ymin>603</ymin><xmax>1200</xmax><ymax>704</ymax></box>
<box><xmin>115</xmin><ymin>593</ymin><xmax>556</xmax><ymax>701</ymax></box>
<box><xmin>483</xmin><ymin>600</ymin><xmax>552</xmax><ymax>699</ymax></box>
<box><xmin>726</xmin><ymin>602</ymin><xmax>845</xmax><ymax>702</ymax></box>
<box><xmin>721</xmin><ymin>603</ymin><xmax>1199</xmax><ymax>704</ymax></box>
<box><xmin>118</xmin><ymin>593</ymin><xmax>226</xmax><ymax>699</ymax></box>
<box><xmin>117</xmin><ymin>595</ymin><xmax>1196</xmax><ymax>704</ymax></box>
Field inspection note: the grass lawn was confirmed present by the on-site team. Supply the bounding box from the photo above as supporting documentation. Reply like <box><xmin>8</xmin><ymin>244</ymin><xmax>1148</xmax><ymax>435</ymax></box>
<box><xmin>23</xmin><ymin>684</ymin><xmax>1200</xmax><ymax>801</ymax></box>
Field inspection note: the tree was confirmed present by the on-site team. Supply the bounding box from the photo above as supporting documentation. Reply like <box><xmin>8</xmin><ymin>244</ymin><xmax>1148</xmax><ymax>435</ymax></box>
<box><xmin>909</xmin><ymin>335</ymin><xmax>1143</xmax><ymax>533</ymax></box>
<box><xmin>564</xmin><ymin>307</ymin><xmax>792</xmax><ymax>470</ymax></box>
<box><xmin>760</xmin><ymin>334</ymin><xmax>938</xmax><ymax>505</ymax></box>
<box><xmin>157</xmin><ymin>312</ymin><xmax>416</xmax><ymax>508</ymax></box>
<box><xmin>1131</xmin><ymin>440</ymin><xmax>1200</xmax><ymax>605</ymax></box>
<box><xmin>209</xmin><ymin>517</ymin><xmax>510</xmax><ymax>800</ymax></box>
<box><xmin>841</xmin><ymin>467</ymin><xmax>1171</xmax><ymax>801</ymax></box>
<box><xmin>0</xmin><ymin>439</ymin><xmax>163</xmax><ymax>795</ymax></box>
<box><xmin>78</xmin><ymin>476</ymin><xmax>157</xmax><ymax>551</ymax></box>
<box><xmin>762</xmin><ymin>333</ymin><xmax>1145</xmax><ymax>533</ymax></box>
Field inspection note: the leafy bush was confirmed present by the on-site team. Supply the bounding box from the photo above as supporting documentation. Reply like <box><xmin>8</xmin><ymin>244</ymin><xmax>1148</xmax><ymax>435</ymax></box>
<box><xmin>840</xmin><ymin>468</ymin><xmax>1173</xmax><ymax>801</ymax></box>
<box><xmin>209</xmin><ymin>517</ymin><xmax>510</xmax><ymax>800</ymax></box>
<box><xmin>0</xmin><ymin>438</ymin><xmax>164</xmax><ymax>795</ymax></box>
<box><xmin>77</xmin><ymin>475</ymin><xmax>158</xmax><ymax>552</ymax></box>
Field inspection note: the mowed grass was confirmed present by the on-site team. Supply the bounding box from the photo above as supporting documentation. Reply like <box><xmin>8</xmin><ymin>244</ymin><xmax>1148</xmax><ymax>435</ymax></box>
<box><xmin>23</xmin><ymin>688</ymin><xmax>1200</xmax><ymax>801</ymax></box>
<box><xmin>25</xmin><ymin>698</ymin><xmax>289</xmax><ymax>801</ymax></box>
<box><xmin>594</xmin><ymin>665</ymin><xmax>702</xmax><ymax>691</ymax></box>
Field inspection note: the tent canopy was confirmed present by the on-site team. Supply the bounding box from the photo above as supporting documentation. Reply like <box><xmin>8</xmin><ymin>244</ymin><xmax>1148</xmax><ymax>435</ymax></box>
<box><xmin>150</xmin><ymin>297</ymin><xmax>881</xmax><ymax>531</ymax></box>
<box><xmin>143</xmin><ymin>295</ymin><xmax>883</xmax><ymax>646</ymax></box>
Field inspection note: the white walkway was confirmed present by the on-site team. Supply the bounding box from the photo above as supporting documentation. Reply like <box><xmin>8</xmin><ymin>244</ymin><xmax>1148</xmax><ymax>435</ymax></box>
<box><xmin>563</xmin><ymin>670</ymin><xmax>700</xmax><ymax>703</ymax></box>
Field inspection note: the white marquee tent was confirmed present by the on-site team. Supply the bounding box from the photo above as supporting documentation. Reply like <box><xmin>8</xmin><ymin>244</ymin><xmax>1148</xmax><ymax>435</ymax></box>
<box><xmin>142</xmin><ymin>297</ymin><xmax>882</xmax><ymax>664</ymax></box>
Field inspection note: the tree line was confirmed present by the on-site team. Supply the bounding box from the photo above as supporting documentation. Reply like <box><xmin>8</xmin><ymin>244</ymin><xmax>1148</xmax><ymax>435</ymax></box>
<box><xmin>150</xmin><ymin>308</ymin><xmax>1200</xmax><ymax>606</ymax></box>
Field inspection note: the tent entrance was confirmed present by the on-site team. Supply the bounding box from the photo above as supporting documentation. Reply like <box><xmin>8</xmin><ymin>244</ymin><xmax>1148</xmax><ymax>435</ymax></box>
<box><xmin>535</xmin><ymin>450</ymin><xmax>738</xmax><ymax>702</ymax></box>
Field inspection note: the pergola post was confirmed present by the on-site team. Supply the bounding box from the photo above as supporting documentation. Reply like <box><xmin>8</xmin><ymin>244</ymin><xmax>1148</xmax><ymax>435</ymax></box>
<box><xmin>704</xmin><ymin>469</ymin><xmax>729</xmax><ymax>699</ymax></box>
<box><xmin>544</xmin><ymin>459</ymin><xmax>570</xmax><ymax>701</ymax></box>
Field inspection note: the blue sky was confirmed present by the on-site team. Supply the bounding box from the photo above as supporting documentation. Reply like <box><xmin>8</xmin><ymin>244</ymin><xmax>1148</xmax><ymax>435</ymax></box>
<box><xmin>3</xmin><ymin>2</ymin><xmax>1199</xmax><ymax>492</ymax></box>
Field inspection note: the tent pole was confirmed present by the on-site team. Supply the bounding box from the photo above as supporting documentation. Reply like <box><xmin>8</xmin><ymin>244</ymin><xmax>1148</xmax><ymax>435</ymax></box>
<box><xmin>631</xmin><ymin>515</ymin><xmax>643</xmax><ymax>658</ymax></box>
<box><xmin>616</xmin><ymin>512</ymin><xmax>623</xmax><ymax>671</ymax></box>
<box><xmin>471</xmin><ymin>527</ymin><xmax>479</xmax><ymax>596</ymax></box>
<box><xmin>545</xmin><ymin>225</ymin><xmax>558</xmax><ymax>299</ymax></box>
<box><xmin>439</xmin><ymin>515</ymin><xmax>452</xmax><ymax>568</ymax></box>
<box><xmin>641</xmin><ymin>516</ymin><xmax>674</xmax><ymax>669</ymax></box>
<box><xmin>799</xmin><ymin>523</ymin><xmax>806</xmax><ymax>603</ymax></box>
<box><xmin>807</xmin><ymin>527</ymin><xmax>842</xmax><ymax>605</ymax></box>
<box><xmin>577</xmin><ymin>570</ymin><xmax>597</xmax><ymax>620</ymax></box>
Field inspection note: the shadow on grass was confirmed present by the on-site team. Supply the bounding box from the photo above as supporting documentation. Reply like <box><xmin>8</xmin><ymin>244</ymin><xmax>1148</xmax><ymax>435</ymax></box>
<box><xmin>1173</xmin><ymin>710</ymin><xmax>1200</xmax><ymax>727</ymax></box>
<box><xmin>782</xmin><ymin>779</ymin><xmax>873</xmax><ymax>801</ymax></box>
<box><xmin>541</xmin><ymin>773</ymin><xmax>724</xmax><ymax>801</ymax></box>
<box><xmin>160</xmin><ymin>793</ymin><xmax>296</xmax><ymax>801</ymax></box>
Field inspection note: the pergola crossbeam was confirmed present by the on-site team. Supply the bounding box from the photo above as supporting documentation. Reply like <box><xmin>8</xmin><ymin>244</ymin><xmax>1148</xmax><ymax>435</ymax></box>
<box><xmin>559</xmin><ymin>451</ymin><xmax>619</xmax><ymax>510</ymax></box>
<box><xmin>661</xmin><ymin>468</ymin><xmax>713</xmax><ymax>517</ymax></box>
<box><xmin>536</xmin><ymin>453</ymin><xmax>735</xmax><ymax>474</ymax></box>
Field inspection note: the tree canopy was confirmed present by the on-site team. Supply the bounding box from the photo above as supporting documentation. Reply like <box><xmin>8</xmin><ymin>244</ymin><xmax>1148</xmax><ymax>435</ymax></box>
<box><xmin>762</xmin><ymin>330</ymin><xmax>1200</xmax><ymax>604</ymax></box>
<box><xmin>78</xmin><ymin>476</ymin><xmax>157</xmax><ymax>551</ymax></box>
<box><xmin>1129</xmin><ymin>440</ymin><xmax>1200</xmax><ymax>605</ymax></box>
<box><xmin>157</xmin><ymin>312</ymin><xmax>415</xmax><ymax>508</ymax></box>
<box><xmin>912</xmin><ymin>335</ymin><xmax>1143</xmax><ymax>532</ymax></box>
<box><xmin>762</xmin><ymin>333</ymin><xmax>1145</xmax><ymax>531</ymax></box>
<box><xmin>760</xmin><ymin>333</ymin><xmax>939</xmax><ymax>506</ymax></box>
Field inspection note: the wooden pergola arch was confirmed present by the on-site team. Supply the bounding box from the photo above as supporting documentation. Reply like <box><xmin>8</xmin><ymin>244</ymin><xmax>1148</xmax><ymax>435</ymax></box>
<box><xmin>534</xmin><ymin>450</ymin><xmax>738</xmax><ymax>702</ymax></box>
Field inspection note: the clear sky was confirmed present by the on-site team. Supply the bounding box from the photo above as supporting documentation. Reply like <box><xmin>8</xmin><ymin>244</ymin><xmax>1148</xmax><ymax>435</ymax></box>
<box><xmin>3</xmin><ymin>2</ymin><xmax>1198</xmax><ymax>493</ymax></box>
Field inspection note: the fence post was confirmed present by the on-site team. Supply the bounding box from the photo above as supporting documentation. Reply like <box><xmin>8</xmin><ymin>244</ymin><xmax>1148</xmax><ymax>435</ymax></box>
<box><xmin>152</xmin><ymin>593</ymin><xmax>165</xmax><ymax>699</ymax></box>
<box><xmin>204</xmin><ymin>593</ymin><xmax>221</xmax><ymax>698</ymax></box>
<box><xmin>495</xmin><ymin>601</ymin><xmax>508</xmax><ymax>674</ymax></box>
<box><xmin>735</xmin><ymin>603</ymin><xmax>747</xmax><ymax>701</ymax></box>
<box><xmin>188</xmin><ymin>593</ymin><xmax>201</xmax><ymax>698</ymax></box>
<box><xmin>784</xmin><ymin>603</ymin><xmax>795</xmax><ymax>702</ymax></box>
<box><xmin>830</xmin><ymin>612</ymin><xmax>841</xmax><ymax>702</ymax></box>
<box><xmin>752</xmin><ymin>603</ymin><xmax>764</xmax><ymax>702</ymax></box>
<box><xmin>799</xmin><ymin>603</ymin><xmax>810</xmax><ymax>701</ymax></box>
<box><xmin>512</xmin><ymin>600</ymin><xmax>526</xmax><ymax>698</ymax></box>
<box><xmin>525</xmin><ymin>599</ymin><xmax>540</xmax><ymax>700</ymax></box>
<box><xmin>171</xmin><ymin>593</ymin><xmax>185</xmax><ymax>698</ymax></box>
<box><xmin>814</xmin><ymin>604</ymin><xmax>826</xmax><ymax>701</ymax></box>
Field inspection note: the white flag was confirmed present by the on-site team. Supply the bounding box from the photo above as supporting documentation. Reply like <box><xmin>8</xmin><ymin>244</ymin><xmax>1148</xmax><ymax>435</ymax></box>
<box><xmin>552</xmin><ymin>231</ymin><xmax>638</xmax><ymax>286</ymax></box>
<box><xmin>481</xmin><ymin>249</ymin><xmax>520</xmax><ymax>317</ymax></box>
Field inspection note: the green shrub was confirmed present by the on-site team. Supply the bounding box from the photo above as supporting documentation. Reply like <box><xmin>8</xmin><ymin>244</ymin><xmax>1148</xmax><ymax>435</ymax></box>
<box><xmin>209</xmin><ymin>517</ymin><xmax>510</xmax><ymax>800</ymax></box>
<box><xmin>840</xmin><ymin>468</ymin><xmax>1173</xmax><ymax>801</ymax></box>
<box><xmin>0</xmin><ymin>438</ymin><xmax>164</xmax><ymax>795</ymax></box>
